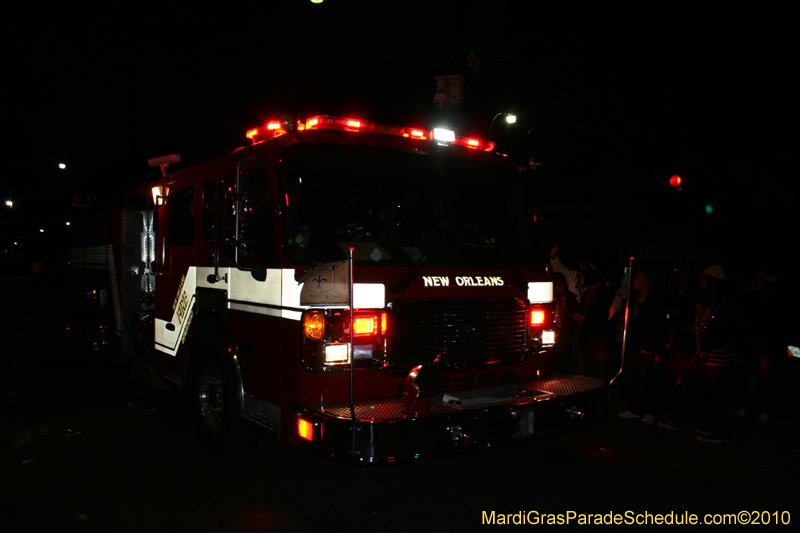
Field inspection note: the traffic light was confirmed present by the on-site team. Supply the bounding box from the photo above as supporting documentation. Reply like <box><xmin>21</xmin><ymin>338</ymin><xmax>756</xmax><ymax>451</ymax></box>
<box><xmin>669</xmin><ymin>175</ymin><xmax>682</xmax><ymax>189</ymax></box>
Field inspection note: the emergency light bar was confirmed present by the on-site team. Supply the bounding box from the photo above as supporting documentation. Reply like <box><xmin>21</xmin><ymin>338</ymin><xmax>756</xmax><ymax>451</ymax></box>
<box><xmin>245</xmin><ymin>115</ymin><xmax>495</xmax><ymax>151</ymax></box>
<box><xmin>246</xmin><ymin>121</ymin><xmax>286</xmax><ymax>141</ymax></box>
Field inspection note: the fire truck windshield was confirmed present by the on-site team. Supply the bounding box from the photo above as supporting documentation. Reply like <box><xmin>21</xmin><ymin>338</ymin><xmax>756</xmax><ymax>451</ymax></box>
<box><xmin>280</xmin><ymin>144</ymin><xmax>537</xmax><ymax>266</ymax></box>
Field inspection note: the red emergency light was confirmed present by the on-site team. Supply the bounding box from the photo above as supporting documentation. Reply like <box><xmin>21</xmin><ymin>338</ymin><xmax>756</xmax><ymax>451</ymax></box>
<box><xmin>246</xmin><ymin>121</ymin><xmax>286</xmax><ymax>141</ymax></box>
<box><xmin>245</xmin><ymin>114</ymin><xmax>494</xmax><ymax>151</ymax></box>
<box><xmin>351</xmin><ymin>311</ymin><xmax>388</xmax><ymax>338</ymax></box>
<box><xmin>453</xmin><ymin>136</ymin><xmax>494</xmax><ymax>151</ymax></box>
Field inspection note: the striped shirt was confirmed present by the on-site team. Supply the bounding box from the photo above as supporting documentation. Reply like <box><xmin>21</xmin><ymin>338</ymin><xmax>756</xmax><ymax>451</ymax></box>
<box><xmin>707</xmin><ymin>347</ymin><xmax>736</xmax><ymax>367</ymax></box>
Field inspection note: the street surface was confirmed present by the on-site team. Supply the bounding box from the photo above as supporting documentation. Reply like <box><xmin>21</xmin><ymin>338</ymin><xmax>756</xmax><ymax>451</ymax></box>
<box><xmin>2</xmin><ymin>282</ymin><xmax>798</xmax><ymax>532</ymax></box>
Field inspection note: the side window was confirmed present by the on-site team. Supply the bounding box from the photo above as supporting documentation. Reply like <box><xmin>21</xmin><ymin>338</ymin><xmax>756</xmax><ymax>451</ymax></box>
<box><xmin>241</xmin><ymin>167</ymin><xmax>275</xmax><ymax>262</ymax></box>
<box><xmin>168</xmin><ymin>187</ymin><xmax>196</xmax><ymax>246</ymax></box>
<box><xmin>221</xmin><ymin>165</ymin><xmax>275</xmax><ymax>263</ymax></box>
<box><xmin>202</xmin><ymin>179</ymin><xmax>218</xmax><ymax>245</ymax></box>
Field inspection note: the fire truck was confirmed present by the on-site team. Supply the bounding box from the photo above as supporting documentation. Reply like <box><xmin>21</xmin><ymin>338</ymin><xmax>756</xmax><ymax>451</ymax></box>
<box><xmin>70</xmin><ymin>114</ymin><xmax>607</xmax><ymax>462</ymax></box>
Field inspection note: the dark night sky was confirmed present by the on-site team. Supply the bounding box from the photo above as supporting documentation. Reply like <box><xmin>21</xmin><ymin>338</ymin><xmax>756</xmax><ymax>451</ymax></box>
<box><xmin>3</xmin><ymin>1</ymin><xmax>797</xmax><ymax>273</ymax></box>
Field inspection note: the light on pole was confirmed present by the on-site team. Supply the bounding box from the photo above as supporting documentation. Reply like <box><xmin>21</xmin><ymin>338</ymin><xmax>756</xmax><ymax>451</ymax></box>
<box><xmin>488</xmin><ymin>112</ymin><xmax>517</xmax><ymax>139</ymax></box>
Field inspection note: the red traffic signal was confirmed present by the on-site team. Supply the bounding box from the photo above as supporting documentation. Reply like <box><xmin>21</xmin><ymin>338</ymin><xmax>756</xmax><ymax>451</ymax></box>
<box><xmin>669</xmin><ymin>175</ymin><xmax>682</xmax><ymax>188</ymax></box>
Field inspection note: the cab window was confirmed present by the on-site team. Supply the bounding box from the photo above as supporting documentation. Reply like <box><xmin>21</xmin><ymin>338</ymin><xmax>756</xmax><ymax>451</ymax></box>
<box><xmin>168</xmin><ymin>187</ymin><xmax>195</xmax><ymax>246</ymax></box>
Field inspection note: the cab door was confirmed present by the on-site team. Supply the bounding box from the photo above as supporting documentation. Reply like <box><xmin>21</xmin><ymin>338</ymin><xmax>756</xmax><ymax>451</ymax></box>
<box><xmin>153</xmin><ymin>185</ymin><xmax>198</xmax><ymax>360</ymax></box>
<box><xmin>224</xmin><ymin>161</ymin><xmax>283</xmax><ymax>405</ymax></box>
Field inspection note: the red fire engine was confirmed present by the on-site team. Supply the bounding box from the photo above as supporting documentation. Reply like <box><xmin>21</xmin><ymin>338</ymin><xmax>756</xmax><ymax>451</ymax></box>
<box><xmin>70</xmin><ymin>114</ymin><xmax>607</xmax><ymax>462</ymax></box>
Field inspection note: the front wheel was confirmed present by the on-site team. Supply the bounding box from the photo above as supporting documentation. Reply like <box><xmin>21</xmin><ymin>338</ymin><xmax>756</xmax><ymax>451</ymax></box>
<box><xmin>197</xmin><ymin>353</ymin><xmax>226</xmax><ymax>436</ymax></box>
<box><xmin>189</xmin><ymin>337</ymin><xmax>255</xmax><ymax>452</ymax></box>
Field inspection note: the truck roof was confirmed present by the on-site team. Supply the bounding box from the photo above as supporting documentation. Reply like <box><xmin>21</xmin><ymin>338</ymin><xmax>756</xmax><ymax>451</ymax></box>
<box><xmin>155</xmin><ymin>114</ymin><xmax>520</xmax><ymax>188</ymax></box>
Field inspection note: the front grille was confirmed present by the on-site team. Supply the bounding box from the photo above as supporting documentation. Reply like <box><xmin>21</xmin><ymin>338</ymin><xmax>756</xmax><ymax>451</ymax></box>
<box><xmin>387</xmin><ymin>298</ymin><xmax>528</xmax><ymax>374</ymax></box>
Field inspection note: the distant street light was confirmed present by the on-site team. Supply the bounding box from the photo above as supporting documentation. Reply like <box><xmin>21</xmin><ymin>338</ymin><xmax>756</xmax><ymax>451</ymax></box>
<box><xmin>59</xmin><ymin>163</ymin><xmax>66</xmax><ymax>169</ymax></box>
<box><xmin>488</xmin><ymin>112</ymin><xmax>517</xmax><ymax>139</ymax></box>
<box><xmin>4</xmin><ymin>200</ymin><xmax>11</xmax><ymax>207</ymax></box>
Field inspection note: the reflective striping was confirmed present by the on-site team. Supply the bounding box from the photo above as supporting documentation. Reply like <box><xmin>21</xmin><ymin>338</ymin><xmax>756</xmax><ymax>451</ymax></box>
<box><xmin>225</xmin><ymin>268</ymin><xmax>305</xmax><ymax>321</ymax></box>
<box><xmin>155</xmin><ymin>265</ymin><xmax>198</xmax><ymax>356</ymax></box>
<box><xmin>196</xmin><ymin>266</ymin><xmax>231</xmax><ymax>289</ymax></box>
<box><xmin>282</xmin><ymin>268</ymin><xmax>304</xmax><ymax>311</ymax></box>
<box><xmin>230</xmin><ymin>268</ymin><xmax>282</xmax><ymax>306</ymax></box>
<box><xmin>155</xmin><ymin>266</ymin><xmax>388</xmax><ymax>355</ymax></box>
<box><xmin>154</xmin><ymin>295</ymin><xmax>196</xmax><ymax>355</ymax></box>
<box><xmin>229</xmin><ymin>301</ymin><xmax>283</xmax><ymax>318</ymax></box>
<box><xmin>282</xmin><ymin>309</ymin><xmax>303</xmax><ymax>321</ymax></box>
<box><xmin>156</xmin><ymin>266</ymin><xmax>306</xmax><ymax>356</ymax></box>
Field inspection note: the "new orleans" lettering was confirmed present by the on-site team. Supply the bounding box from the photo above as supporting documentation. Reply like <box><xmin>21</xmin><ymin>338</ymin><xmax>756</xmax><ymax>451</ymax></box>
<box><xmin>422</xmin><ymin>276</ymin><xmax>504</xmax><ymax>287</ymax></box>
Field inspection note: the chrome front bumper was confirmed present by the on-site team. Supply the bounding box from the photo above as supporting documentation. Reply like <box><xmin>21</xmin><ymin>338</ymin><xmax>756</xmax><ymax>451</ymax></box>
<box><xmin>296</xmin><ymin>374</ymin><xmax>607</xmax><ymax>463</ymax></box>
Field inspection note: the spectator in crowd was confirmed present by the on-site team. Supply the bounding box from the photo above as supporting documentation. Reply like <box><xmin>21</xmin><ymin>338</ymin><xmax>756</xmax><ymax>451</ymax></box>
<box><xmin>756</xmin><ymin>263</ymin><xmax>794</xmax><ymax>422</ymax></box>
<box><xmin>731</xmin><ymin>269</ymin><xmax>766</xmax><ymax>417</ymax></box>
<box><xmin>550</xmin><ymin>243</ymin><xmax>597</xmax><ymax>302</ymax></box>
<box><xmin>575</xmin><ymin>269</ymin><xmax>615</xmax><ymax>382</ymax></box>
<box><xmin>695</xmin><ymin>265</ymin><xmax>738</xmax><ymax>443</ymax></box>
<box><xmin>550</xmin><ymin>272</ymin><xmax>579</xmax><ymax>373</ymax></box>
<box><xmin>656</xmin><ymin>265</ymin><xmax>701</xmax><ymax>431</ymax></box>
<box><xmin>667</xmin><ymin>265</ymin><xmax>697</xmax><ymax>332</ymax></box>
<box><xmin>618</xmin><ymin>270</ymin><xmax>668</xmax><ymax>423</ymax></box>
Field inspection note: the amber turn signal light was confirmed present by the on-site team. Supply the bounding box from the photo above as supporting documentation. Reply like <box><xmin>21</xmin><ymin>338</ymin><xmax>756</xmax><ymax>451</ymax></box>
<box><xmin>303</xmin><ymin>310</ymin><xmax>325</xmax><ymax>340</ymax></box>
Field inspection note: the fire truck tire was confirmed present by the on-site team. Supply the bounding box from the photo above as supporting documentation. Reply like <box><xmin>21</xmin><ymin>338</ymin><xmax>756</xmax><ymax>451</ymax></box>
<box><xmin>188</xmin><ymin>336</ymin><xmax>255</xmax><ymax>452</ymax></box>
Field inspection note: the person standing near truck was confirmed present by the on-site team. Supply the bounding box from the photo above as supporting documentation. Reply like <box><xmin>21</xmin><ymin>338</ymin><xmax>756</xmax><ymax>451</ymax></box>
<box><xmin>574</xmin><ymin>270</ymin><xmax>615</xmax><ymax>382</ymax></box>
<box><xmin>618</xmin><ymin>270</ymin><xmax>668</xmax><ymax>423</ymax></box>
<box><xmin>695</xmin><ymin>265</ymin><xmax>738</xmax><ymax>443</ymax></box>
<box><xmin>549</xmin><ymin>243</ymin><xmax>597</xmax><ymax>302</ymax></box>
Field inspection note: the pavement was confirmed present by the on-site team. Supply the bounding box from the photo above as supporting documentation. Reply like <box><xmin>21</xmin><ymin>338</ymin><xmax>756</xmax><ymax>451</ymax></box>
<box><xmin>2</xmin><ymin>279</ymin><xmax>799</xmax><ymax>531</ymax></box>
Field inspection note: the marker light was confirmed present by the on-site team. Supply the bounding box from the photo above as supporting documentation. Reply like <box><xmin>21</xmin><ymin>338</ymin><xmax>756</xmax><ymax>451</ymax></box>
<box><xmin>531</xmin><ymin>309</ymin><xmax>545</xmax><ymax>325</ymax></box>
<box><xmin>351</xmin><ymin>310</ymin><xmax>386</xmax><ymax>338</ymax></box>
<box><xmin>303</xmin><ymin>310</ymin><xmax>325</xmax><ymax>340</ymax></box>
<box><xmin>353</xmin><ymin>316</ymin><xmax>377</xmax><ymax>336</ymax></box>
<box><xmin>433</xmin><ymin>128</ymin><xmax>456</xmax><ymax>143</ymax></box>
<box><xmin>528</xmin><ymin>281</ymin><xmax>553</xmax><ymax>304</ymax></box>
<box><xmin>151</xmin><ymin>186</ymin><xmax>165</xmax><ymax>206</ymax></box>
<box><xmin>297</xmin><ymin>418</ymin><xmax>315</xmax><ymax>441</ymax></box>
